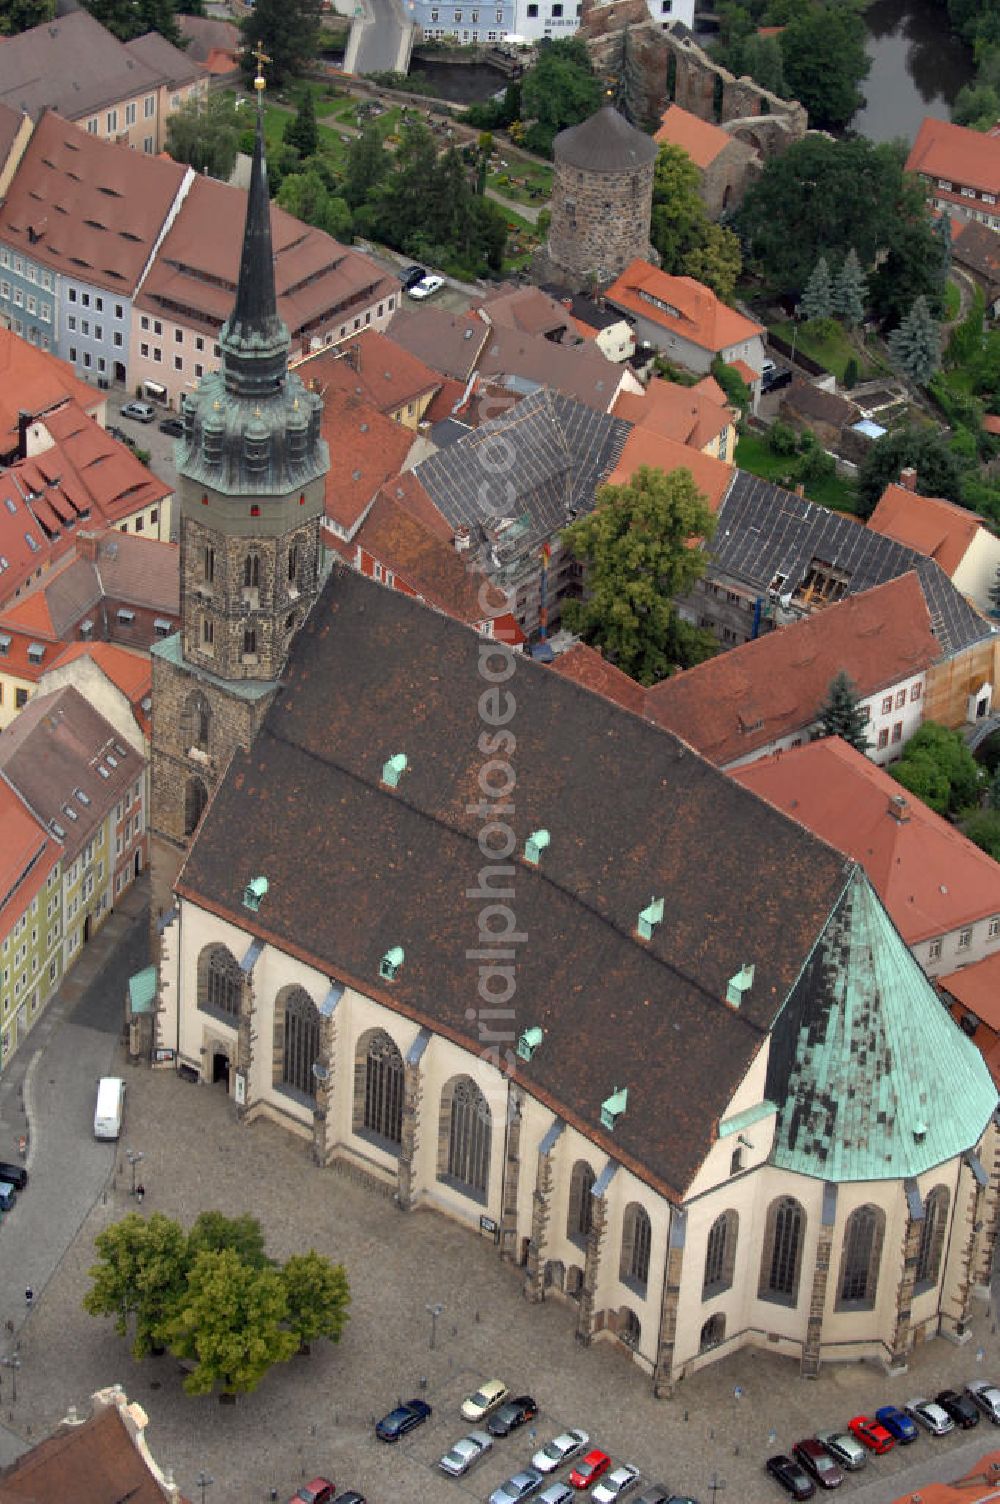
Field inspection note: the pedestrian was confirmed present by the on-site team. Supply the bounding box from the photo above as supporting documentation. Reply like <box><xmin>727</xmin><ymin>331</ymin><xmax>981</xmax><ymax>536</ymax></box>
<box><xmin>135</xmin><ymin>1184</ymin><xmax>145</xmax><ymax>1204</ymax></box>
<box><xmin>24</xmin><ymin>1287</ymin><xmax>33</xmax><ymax>1308</ymax></box>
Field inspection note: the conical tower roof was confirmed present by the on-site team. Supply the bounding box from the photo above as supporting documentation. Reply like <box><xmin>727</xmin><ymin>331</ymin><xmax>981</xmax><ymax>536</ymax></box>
<box><xmin>553</xmin><ymin>104</ymin><xmax>658</xmax><ymax>173</ymax></box>
<box><xmin>766</xmin><ymin>867</ymin><xmax>997</xmax><ymax>1182</ymax></box>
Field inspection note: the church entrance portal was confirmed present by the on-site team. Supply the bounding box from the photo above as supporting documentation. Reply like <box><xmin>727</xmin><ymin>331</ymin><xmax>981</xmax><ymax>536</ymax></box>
<box><xmin>212</xmin><ymin>1051</ymin><xmax>230</xmax><ymax>1088</ymax></box>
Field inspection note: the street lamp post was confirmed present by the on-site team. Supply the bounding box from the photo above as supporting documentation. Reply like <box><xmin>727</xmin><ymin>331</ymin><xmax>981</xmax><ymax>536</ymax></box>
<box><xmin>125</xmin><ymin>1148</ymin><xmax>144</xmax><ymax>1196</ymax></box>
<box><xmin>194</xmin><ymin>1470</ymin><xmax>213</xmax><ymax>1504</ymax></box>
<box><xmin>425</xmin><ymin>1302</ymin><xmax>444</xmax><ymax>1350</ymax></box>
<box><xmin>1</xmin><ymin>1355</ymin><xmax>22</xmax><ymax>1403</ymax></box>
<box><xmin>708</xmin><ymin>1474</ymin><xmax>726</xmax><ymax>1504</ymax></box>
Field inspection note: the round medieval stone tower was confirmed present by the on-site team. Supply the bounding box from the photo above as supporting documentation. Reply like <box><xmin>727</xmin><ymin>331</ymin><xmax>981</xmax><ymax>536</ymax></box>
<box><xmin>546</xmin><ymin>104</ymin><xmax>658</xmax><ymax>288</ymax></box>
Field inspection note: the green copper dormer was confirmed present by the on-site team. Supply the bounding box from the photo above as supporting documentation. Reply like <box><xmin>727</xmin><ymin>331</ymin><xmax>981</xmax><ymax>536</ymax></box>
<box><xmin>766</xmin><ymin>866</ymin><xmax>997</xmax><ymax>1182</ymax></box>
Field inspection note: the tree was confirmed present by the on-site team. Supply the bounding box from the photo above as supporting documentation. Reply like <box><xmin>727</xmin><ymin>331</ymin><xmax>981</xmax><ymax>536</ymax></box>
<box><xmin>892</xmin><ymin>751</ymin><xmax>951</xmax><ymax>814</ymax></box>
<box><xmin>738</xmin><ymin>33</ymin><xmax>786</xmax><ymax>96</ymax></box>
<box><xmin>953</xmin><ymin>80</ymin><xmax>1000</xmax><ymax>130</ymax></box>
<box><xmin>561</xmin><ymin>465</ymin><xmax>718</xmax><ymax>685</ymax></box>
<box><xmin>282</xmin><ymin>1251</ymin><xmax>351</xmax><ymax>1350</ymax></box>
<box><xmin>241</xmin><ymin>0</ymin><xmax>323</xmax><ymax>88</ymax></box>
<box><xmin>84</xmin><ymin>1213</ymin><xmax>189</xmax><ymax>1359</ymax></box>
<box><xmin>814</xmin><ymin>670</ymin><xmax>871</xmax><ymax>753</ymax></box>
<box><xmin>893</xmin><ymin>721</ymin><xmax>983</xmax><ymax>816</ymax></box>
<box><xmin>344</xmin><ymin>122</ymin><xmax>389</xmax><ymax>210</ymax></box>
<box><xmin>832</xmin><ymin>247</ymin><xmax>867</xmax><ymax>328</ymax></box>
<box><xmin>284</xmin><ymin>88</ymin><xmax>318</xmax><ymax>158</ymax></box>
<box><xmin>869</xmin><ymin>215</ymin><xmax>948</xmax><ymax>328</ymax></box>
<box><xmin>711</xmin><ymin>356</ymin><xmax>751</xmax><ymax>415</ymax></box>
<box><xmin>163</xmin><ymin>1248</ymin><xmax>299</xmax><ymax>1397</ymax></box>
<box><xmin>779</xmin><ymin>0</ymin><xmax>870</xmax><ymax>130</ymax></box>
<box><xmin>278</xmin><ymin>171</ymin><xmax>352</xmax><ymax>239</ymax></box>
<box><xmin>855</xmin><ymin>425</ymin><xmax>964</xmax><ymax>518</ymax></box>
<box><xmin>164</xmin><ymin>92</ymin><xmax>243</xmax><ymax>181</ymax></box>
<box><xmin>187</xmin><ymin>1210</ymin><xmax>272</xmax><ymax>1268</ymax></box>
<box><xmin>800</xmin><ymin>256</ymin><xmax>833</xmax><ymax>322</ymax></box>
<box><xmin>682</xmin><ymin>222</ymin><xmax>741</xmax><ymax>302</ymax></box>
<box><xmin>933</xmin><ymin>211</ymin><xmax>953</xmax><ymax>277</ymax></box>
<box><xmin>0</xmin><ymin>0</ymin><xmax>55</xmax><ymax>34</ymax></box>
<box><xmin>888</xmin><ymin>296</ymin><xmax>941</xmax><ymax>386</ymax></box>
<box><xmin>650</xmin><ymin>146</ymin><xmax>742</xmax><ymax>300</ymax></box>
<box><xmin>519</xmin><ymin>38</ymin><xmax>603</xmax><ymax>157</ymax></box>
<box><xmin>962</xmin><ymin>809</ymin><xmax>1000</xmax><ymax>860</ymax></box>
<box><xmin>81</xmin><ymin>0</ymin><xmax>181</xmax><ymax>42</ymax></box>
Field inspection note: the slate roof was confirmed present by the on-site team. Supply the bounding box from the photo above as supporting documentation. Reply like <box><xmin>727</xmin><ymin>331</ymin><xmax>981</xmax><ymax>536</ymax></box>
<box><xmin>124</xmin><ymin>29</ymin><xmax>204</xmax><ymax>88</ymax></box>
<box><xmin>477</xmin><ymin>326</ymin><xmax>624</xmax><ymax>412</ymax></box>
<box><xmin>953</xmin><ymin>219</ymin><xmax>1000</xmax><ymax>293</ymax></box>
<box><xmin>767</xmin><ymin>868</ymin><xmax>996</xmax><ymax>1182</ymax></box>
<box><xmin>0</xmin><ymin>10</ymin><xmax>163</xmax><ymax>121</ymax></box>
<box><xmin>710</xmin><ymin>470</ymin><xmax>995</xmax><ymax>658</ymax></box>
<box><xmin>554</xmin><ymin>106</ymin><xmax>659</xmax><ymax>173</ymax></box>
<box><xmin>387</xmin><ymin>306</ymin><xmax>490</xmax><ymax>381</ymax></box>
<box><xmin>780</xmin><ymin>380</ymin><xmax>860</xmax><ymax>428</ymax></box>
<box><xmin>177</xmin><ymin>564</ymin><xmax>859</xmax><ymax>1200</ymax></box>
<box><xmin>413</xmin><ymin>388</ymin><xmax>630</xmax><ymax>572</ymax></box>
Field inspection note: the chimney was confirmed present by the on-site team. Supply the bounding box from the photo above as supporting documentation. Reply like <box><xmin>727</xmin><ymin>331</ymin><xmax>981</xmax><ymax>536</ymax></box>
<box><xmin>888</xmin><ymin>793</ymin><xmax>910</xmax><ymax>822</ymax></box>
<box><xmin>76</xmin><ymin>530</ymin><xmax>100</xmax><ymax>562</ymax></box>
<box><xmin>794</xmin><ymin>482</ymin><xmax>805</xmax><ymax>497</ymax></box>
<box><xmin>899</xmin><ymin>465</ymin><xmax>917</xmax><ymax>491</ymax></box>
<box><xmin>17</xmin><ymin>409</ymin><xmax>31</xmax><ymax>459</ymax></box>
<box><xmin>453</xmin><ymin>526</ymin><xmax>471</xmax><ymax>553</ymax></box>
<box><xmin>344</xmin><ymin>343</ymin><xmax>360</xmax><ymax>373</ymax></box>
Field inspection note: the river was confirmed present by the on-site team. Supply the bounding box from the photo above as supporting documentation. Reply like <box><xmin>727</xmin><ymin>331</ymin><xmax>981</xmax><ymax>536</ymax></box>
<box><xmin>850</xmin><ymin>0</ymin><xmax>975</xmax><ymax>144</ymax></box>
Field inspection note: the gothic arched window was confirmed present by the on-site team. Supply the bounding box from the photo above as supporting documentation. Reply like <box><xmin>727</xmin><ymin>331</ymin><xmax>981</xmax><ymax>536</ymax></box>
<box><xmin>568</xmin><ymin>1160</ymin><xmax>595</xmax><ymax>1244</ymax></box>
<box><xmin>620</xmin><ymin>1203</ymin><xmax>652</xmax><ymax>1291</ymax></box>
<box><xmin>703</xmin><ymin>1210</ymin><xmax>738</xmax><ymax>1298</ymax></box>
<box><xmin>354</xmin><ymin>1029</ymin><xmax>403</xmax><ymax>1147</ymax></box>
<box><xmin>837</xmin><ymin>1205</ymin><xmax>885</xmax><ymax>1308</ymax></box>
<box><xmin>280</xmin><ymin>988</ymin><xmax>319</xmax><ymax>1098</ymax></box>
<box><xmin>438</xmin><ymin>1075</ymin><xmax>491</xmax><ymax>1198</ymax></box>
<box><xmin>916</xmin><ymin>1185</ymin><xmax>950</xmax><ymax>1289</ymax></box>
<box><xmin>759</xmin><ymin>1197</ymin><xmax>805</xmax><ymax>1305</ymax></box>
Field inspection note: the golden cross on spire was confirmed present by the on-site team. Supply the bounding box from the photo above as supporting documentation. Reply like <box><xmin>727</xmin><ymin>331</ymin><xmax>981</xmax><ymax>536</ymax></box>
<box><xmin>252</xmin><ymin>41</ymin><xmax>270</xmax><ymax>93</ymax></box>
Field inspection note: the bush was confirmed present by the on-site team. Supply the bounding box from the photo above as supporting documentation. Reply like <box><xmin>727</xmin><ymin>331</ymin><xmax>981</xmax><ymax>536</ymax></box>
<box><xmin>843</xmin><ymin>356</ymin><xmax>858</xmax><ymax>389</ymax></box>
<box><xmin>768</xmin><ymin>420</ymin><xmax>798</xmax><ymax>457</ymax></box>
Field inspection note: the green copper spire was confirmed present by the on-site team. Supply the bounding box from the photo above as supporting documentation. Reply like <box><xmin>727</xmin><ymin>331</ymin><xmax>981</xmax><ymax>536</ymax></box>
<box><xmin>219</xmin><ymin>44</ymin><xmax>289</xmax><ymax>401</ymax></box>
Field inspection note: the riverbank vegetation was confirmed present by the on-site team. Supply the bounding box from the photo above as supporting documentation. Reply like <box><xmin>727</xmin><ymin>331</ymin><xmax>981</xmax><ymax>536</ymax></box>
<box><xmin>947</xmin><ymin>0</ymin><xmax>1000</xmax><ymax>129</ymax></box>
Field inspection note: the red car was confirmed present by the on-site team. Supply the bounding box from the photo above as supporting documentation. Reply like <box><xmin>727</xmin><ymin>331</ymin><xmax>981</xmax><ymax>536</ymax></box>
<box><xmin>289</xmin><ymin>1483</ymin><xmax>335</xmax><ymax>1504</ymax></box>
<box><xmin>848</xmin><ymin>1416</ymin><xmax>894</xmax><ymax>1455</ymax></box>
<box><xmin>569</xmin><ymin>1450</ymin><xmax>611</xmax><ymax>1489</ymax></box>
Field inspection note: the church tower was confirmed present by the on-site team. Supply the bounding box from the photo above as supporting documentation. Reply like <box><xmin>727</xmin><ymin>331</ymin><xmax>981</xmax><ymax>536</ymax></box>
<box><xmin>149</xmin><ymin>52</ymin><xmax>328</xmax><ymax>907</ymax></box>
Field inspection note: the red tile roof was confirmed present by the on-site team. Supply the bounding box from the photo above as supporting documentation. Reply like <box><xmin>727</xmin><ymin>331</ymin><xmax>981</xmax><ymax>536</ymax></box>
<box><xmin>26</xmin><ymin>400</ymin><xmax>171</xmax><ymax>527</ymax></box>
<box><xmin>868</xmin><ymin>482</ymin><xmax>982</xmax><ymax>576</ymax></box>
<box><xmin>319</xmin><ymin>387</ymin><xmax>415</xmax><ymax>531</ymax></box>
<box><xmin>729</xmin><ymin>357</ymin><xmax>761</xmax><ymax>384</ymax></box>
<box><xmin>986</xmin><ymin>415</ymin><xmax>1000</xmax><ymax>436</ymax></box>
<box><xmin>906</xmin><ymin>116</ymin><xmax>1000</xmax><ymax>197</ymax></box>
<box><xmin>614</xmin><ymin>375</ymin><xmax>732</xmax><ymax>450</ymax></box>
<box><xmin>0</xmin><ymin>330</ymin><xmax>104</xmax><ymax>456</ymax></box>
<box><xmin>607</xmin><ymin>428</ymin><xmax>734</xmax><ymax>513</ymax></box>
<box><xmin>0</xmin><ymin>111</ymin><xmax>188</xmax><ymax>294</ymax></box>
<box><xmin>476</xmin><ymin>283</ymin><xmax>575</xmax><ymax>339</ymax></box>
<box><xmin>654</xmin><ymin>104</ymin><xmax>732</xmax><ymax>168</ymax></box>
<box><xmin>47</xmin><ymin>639</ymin><xmax>152</xmax><ymax>736</ymax></box>
<box><xmin>606</xmin><ymin>260</ymin><xmax>764</xmax><ymax>354</ymax></box>
<box><xmin>294</xmin><ymin>329</ymin><xmax>441</xmax><ymax>416</ymax></box>
<box><xmin>940</xmin><ymin>951</ymin><xmax>1000</xmax><ymax>1038</ymax></box>
<box><xmin>645</xmin><ymin>573</ymin><xmax>939</xmax><ymax>766</ymax></box>
<box><xmin>0</xmin><ymin>1397</ymin><xmax>180</xmax><ymax>1503</ymax></box>
<box><xmin>887</xmin><ymin>1450</ymin><xmax>1000</xmax><ymax>1504</ymax></box>
<box><xmin>0</xmin><ymin>773</ymin><xmax>58</xmax><ymax>932</ymax></box>
<box><xmin>381</xmin><ymin>470</ymin><xmax>452</xmax><ymax>541</ymax></box>
<box><xmin>691</xmin><ymin>374</ymin><xmax>728</xmax><ymax>406</ymax></box>
<box><xmin>551</xmin><ymin>642</ymin><xmax>648</xmax><ymax>715</ymax></box>
<box><xmin>733</xmin><ymin>737</ymin><xmax>1000</xmax><ymax>948</ymax></box>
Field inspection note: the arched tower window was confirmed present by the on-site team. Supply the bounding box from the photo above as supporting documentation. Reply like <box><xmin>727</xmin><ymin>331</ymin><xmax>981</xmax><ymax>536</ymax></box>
<box><xmin>243</xmin><ymin>626</ymin><xmax>257</xmax><ymax>658</ymax></box>
<box><xmin>243</xmin><ymin>552</ymin><xmax>260</xmax><ymax>589</ymax></box>
<box><xmin>703</xmin><ymin>1210</ymin><xmax>738</xmax><ymax>1298</ymax></box>
<box><xmin>916</xmin><ymin>1185</ymin><xmax>950</xmax><ymax>1289</ymax></box>
<box><xmin>759</xmin><ymin>1196</ymin><xmax>805</xmax><ymax>1306</ymax></box>
<box><xmin>567</xmin><ymin>1160</ymin><xmax>595</xmax><ymax>1244</ymax></box>
<box><xmin>438</xmin><ymin>1075</ymin><xmax>491</xmax><ymax>1199</ymax></box>
<box><xmin>202</xmin><ymin>544</ymin><xmax>215</xmax><ymax>584</ymax></box>
<box><xmin>288</xmin><ymin>541</ymin><xmax>299</xmax><ymax>583</ymax></box>
<box><xmin>620</xmin><ymin>1203</ymin><xmax>652</xmax><ymax>1292</ymax></box>
<box><xmin>181</xmin><ymin>690</ymin><xmax>211</xmax><ymax>752</ymax></box>
<box><xmin>184</xmin><ymin>776</ymin><xmax>208</xmax><ymax>837</ymax></box>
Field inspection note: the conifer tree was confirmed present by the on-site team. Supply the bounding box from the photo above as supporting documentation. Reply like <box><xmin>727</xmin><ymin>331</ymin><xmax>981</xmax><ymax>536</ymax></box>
<box><xmin>888</xmin><ymin>295</ymin><xmax>941</xmax><ymax>386</ymax></box>
<box><xmin>284</xmin><ymin>88</ymin><xmax>318</xmax><ymax>159</ymax></box>
<box><xmin>832</xmin><ymin>247</ymin><xmax>867</xmax><ymax>328</ymax></box>
<box><xmin>933</xmin><ymin>211</ymin><xmax>953</xmax><ymax>277</ymax></box>
<box><xmin>800</xmin><ymin>255</ymin><xmax>833</xmax><ymax>322</ymax></box>
<box><xmin>815</xmin><ymin>670</ymin><xmax>871</xmax><ymax>753</ymax></box>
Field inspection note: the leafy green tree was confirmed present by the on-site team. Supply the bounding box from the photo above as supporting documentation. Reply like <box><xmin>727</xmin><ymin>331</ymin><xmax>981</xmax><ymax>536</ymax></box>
<box><xmin>800</xmin><ymin>256</ymin><xmax>833</xmax><ymax>321</ymax></box>
<box><xmin>84</xmin><ymin>1213</ymin><xmax>189</xmax><ymax>1359</ymax></box>
<box><xmin>519</xmin><ymin>37</ymin><xmax>603</xmax><ymax>157</ymax></box>
<box><xmin>768</xmin><ymin>420</ymin><xmax>798</xmax><ymax>457</ymax></box>
<box><xmin>82</xmin><ymin>0</ymin><xmax>181</xmax><ymax>42</ymax></box>
<box><xmin>888</xmin><ymin>295</ymin><xmax>941</xmax><ymax>386</ymax></box>
<box><xmin>833</xmin><ymin>247</ymin><xmax>867</xmax><ymax>327</ymax></box>
<box><xmin>739</xmin><ymin>33</ymin><xmax>786</xmax><ymax>96</ymax></box>
<box><xmin>165</xmin><ymin>91</ymin><xmax>242</xmax><ymax>180</ymax></box>
<box><xmin>650</xmin><ymin>146</ymin><xmax>742</xmax><ymax>298</ymax></box>
<box><xmin>953</xmin><ymin>80</ymin><xmax>1000</xmax><ymax>129</ymax></box>
<box><xmin>561</xmin><ymin>465</ymin><xmax>718</xmax><ymax>685</ymax></box>
<box><xmin>164</xmin><ymin>1248</ymin><xmax>299</xmax><ymax>1397</ymax></box>
<box><xmin>187</xmin><ymin>1210</ymin><xmax>272</xmax><ymax>1268</ymax></box>
<box><xmin>282</xmin><ymin>1251</ymin><xmax>351</xmax><ymax>1350</ymax></box>
<box><xmin>284</xmin><ymin>88</ymin><xmax>318</xmax><ymax>158</ymax></box>
<box><xmin>962</xmin><ymin>808</ymin><xmax>1000</xmax><ymax>859</ymax></box>
<box><xmin>869</xmin><ymin>215</ymin><xmax>947</xmax><ymax>328</ymax></box>
<box><xmin>0</xmin><ymin>0</ymin><xmax>55</xmax><ymax>34</ymax></box>
<box><xmin>814</xmin><ymin>670</ymin><xmax>871</xmax><ymax>753</ymax></box>
<box><xmin>893</xmin><ymin>721</ymin><xmax>983</xmax><ymax>815</ymax></box>
<box><xmin>278</xmin><ymin>170</ymin><xmax>352</xmax><ymax>239</ymax></box>
<box><xmin>779</xmin><ymin>0</ymin><xmax>870</xmax><ymax>129</ymax></box>
<box><xmin>682</xmin><ymin>222</ymin><xmax>742</xmax><ymax>302</ymax></box>
<box><xmin>241</xmin><ymin>0</ymin><xmax>323</xmax><ymax>87</ymax></box>
<box><xmin>711</xmin><ymin>356</ymin><xmax>751</xmax><ymax>415</ymax></box>
<box><xmin>856</xmin><ymin>425</ymin><xmax>964</xmax><ymax>518</ymax></box>
<box><xmin>344</xmin><ymin>122</ymin><xmax>389</xmax><ymax>210</ymax></box>
<box><xmin>892</xmin><ymin>751</ymin><xmax>951</xmax><ymax>814</ymax></box>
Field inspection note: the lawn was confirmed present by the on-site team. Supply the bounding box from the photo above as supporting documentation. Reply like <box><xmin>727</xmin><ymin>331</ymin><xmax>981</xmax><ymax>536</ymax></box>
<box><xmin>736</xmin><ymin>431</ymin><xmax>858</xmax><ymax>514</ymax></box>
<box><xmin>770</xmin><ymin>318</ymin><xmax>876</xmax><ymax>383</ymax></box>
<box><xmin>944</xmin><ymin>280</ymin><xmax>961</xmax><ymax>320</ymax></box>
<box><xmin>487</xmin><ymin>158</ymin><xmax>553</xmax><ymax>206</ymax></box>
<box><xmin>499</xmin><ymin>206</ymin><xmax>541</xmax><ymax>274</ymax></box>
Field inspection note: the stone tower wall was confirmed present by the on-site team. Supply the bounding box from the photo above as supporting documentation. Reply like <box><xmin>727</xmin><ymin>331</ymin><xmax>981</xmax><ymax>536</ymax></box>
<box><xmin>547</xmin><ymin>156</ymin><xmax>655</xmax><ymax>287</ymax></box>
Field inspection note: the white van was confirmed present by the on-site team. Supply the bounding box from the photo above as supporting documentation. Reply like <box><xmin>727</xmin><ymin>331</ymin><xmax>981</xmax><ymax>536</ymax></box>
<box><xmin>94</xmin><ymin>1077</ymin><xmax>125</xmax><ymax>1140</ymax></box>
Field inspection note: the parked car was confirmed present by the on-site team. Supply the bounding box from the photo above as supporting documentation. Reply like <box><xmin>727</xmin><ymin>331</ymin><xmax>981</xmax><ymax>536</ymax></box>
<box><xmin>332</xmin><ymin>1494</ymin><xmax>366</xmax><ymax>1504</ymax></box>
<box><xmin>539</xmin><ymin>1486</ymin><xmax>575</xmax><ymax>1504</ymax></box>
<box><xmin>289</xmin><ymin>1481</ymin><xmax>335</xmax><ymax>1504</ymax></box>
<box><xmin>570</xmin><ymin>1452</ymin><xmax>611</xmax><ymax>1489</ymax></box>
<box><xmin>791</xmin><ymin>1439</ymin><xmax>843</xmax><ymax>1490</ymax></box>
<box><xmin>401</xmin><ymin>264</ymin><xmax>427</xmax><ymax>290</ymax></box>
<box><xmin>533</xmin><ymin>1430</ymin><xmax>590</xmax><ymax>1473</ymax></box>
<box><xmin>407</xmin><ymin>274</ymin><xmax>445</xmax><ymax>300</ymax></box>
<box><xmin>814</xmin><ymin>1432</ymin><xmax>867</xmax><ymax>1471</ymax></box>
<box><xmin>847</xmin><ymin>1416</ymin><xmax>894</xmax><ymax>1455</ymax></box>
<box><xmin>461</xmin><ymin>1379</ymin><xmax>509</xmax><ymax>1421</ymax></box>
<box><xmin>489</xmin><ymin>1468</ymin><xmax>544</xmax><ymax>1504</ymax></box>
<box><xmin>592</xmin><ymin>1463</ymin><xmax>641</xmax><ymax>1503</ymax></box>
<box><xmin>0</xmin><ymin>1161</ymin><xmax>27</xmax><ymax>1190</ymax></box>
<box><xmin>937</xmin><ymin>1389</ymin><xmax>980</xmax><ymax>1429</ymax></box>
<box><xmin>438</xmin><ymin>1430</ymin><xmax>493</xmax><ymax>1476</ymax></box>
<box><xmin>374</xmin><ymin>1397</ymin><xmax>432</xmax><ymax>1441</ymax></box>
<box><xmin>159</xmin><ymin>416</ymin><xmax>184</xmax><ymax>437</ymax></box>
<box><xmin>905</xmin><ymin>1398</ymin><xmax>954</xmax><ymax>1436</ymax></box>
<box><xmin>765</xmin><ymin>1455</ymin><xmax>815</xmax><ymax>1500</ymax></box>
<box><xmin>967</xmin><ymin>1380</ymin><xmax>1000</xmax><ymax>1423</ymax></box>
<box><xmin>120</xmin><ymin>400</ymin><xmax>156</xmax><ymax>423</ymax></box>
<box><xmin>762</xmin><ymin>361</ymin><xmax>793</xmax><ymax>393</ymax></box>
<box><xmin>488</xmin><ymin>1395</ymin><xmax>539</xmax><ymax>1437</ymax></box>
<box><xmin>635</xmin><ymin>1490</ymin><xmax>672</xmax><ymax>1504</ymax></box>
<box><xmin>875</xmin><ymin>1406</ymin><xmax>919</xmax><ymax>1444</ymax></box>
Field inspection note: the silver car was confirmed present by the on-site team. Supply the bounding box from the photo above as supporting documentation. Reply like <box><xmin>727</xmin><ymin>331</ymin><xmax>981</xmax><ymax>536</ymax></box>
<box><xmin>967</xmin><ymin>1380</ymin><xmax>1000</xmax><ymax>1423</ymax></box>
<box><xmin>439</xmin><ymin>1430</ymin><xmax>493</xmax><ymax>1476</ymax></box>
<box><xmin>489</xmin><ymin>1469</ymin><xmax>544</xmax><ymax>1504</ymax></box>
<box><xmin>906</xmin><ymin>1396</ymin><xmax>955</xmax><ymax>1436</ymax></box>
<box><xmin>592</xmin><ymin>1464</ymin><xmax>641</xmax><ymax>1504</ymax></box>
<box><xmin>815</xmin><ymin>1430</ymin><xmax>867</xmax><ymax>1470</ymax></box>
<box><xmin>539</xmin><ymin>1487</ymin><xmax>574</xmax><ymax>1504</ymax></box>
<box><xmin>533</xmin><ymin>1430</ymin><xmax>590</xmax><ymax>1474</ymax></box>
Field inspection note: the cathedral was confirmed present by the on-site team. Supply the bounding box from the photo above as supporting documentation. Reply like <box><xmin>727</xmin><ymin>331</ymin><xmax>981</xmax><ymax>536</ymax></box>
<box><xmin>152</xmin><ymin>82</ymin><xmax>1000</xmax><ymax>1395</ymax></box>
